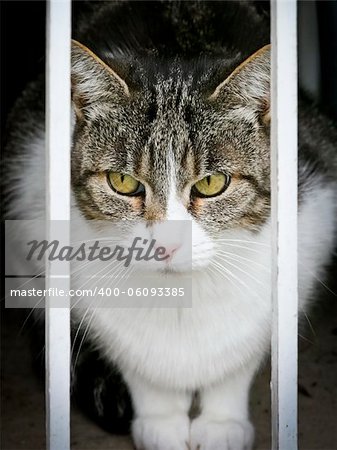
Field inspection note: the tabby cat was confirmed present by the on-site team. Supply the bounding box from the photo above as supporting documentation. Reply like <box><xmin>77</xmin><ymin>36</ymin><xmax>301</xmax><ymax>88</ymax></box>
<box><xmin>5</xmin><ymin>2</ymin><xmax>337</xmax><ymax>449</ymax></box>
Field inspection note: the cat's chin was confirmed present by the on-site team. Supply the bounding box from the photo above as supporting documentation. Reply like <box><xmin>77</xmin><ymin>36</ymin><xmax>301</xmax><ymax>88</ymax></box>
<box><xmin>131</xmin><ymin>258</ymin><xmax>210</xmax><ymax>274</ymax></box>
<box><xmin>132</xmin><ymin>261</ymin><xmax>193</xmax><ymax>275</ymax></box>
<box><xmin>157</xmin><ymin>265</ymin><xmax>191</xmax><ymax>275</ymax></box>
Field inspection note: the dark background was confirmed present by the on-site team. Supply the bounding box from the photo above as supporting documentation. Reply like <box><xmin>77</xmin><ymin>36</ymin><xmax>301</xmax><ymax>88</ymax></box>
<box><xmin>316</xmin><ymin>0</ymin><xmax>337</xmax><ymax>120</ymax></box>
<box><xmin>1</xmin><ymin>1</ymin><xmax>46</xmax><ymax>133</ymax></box>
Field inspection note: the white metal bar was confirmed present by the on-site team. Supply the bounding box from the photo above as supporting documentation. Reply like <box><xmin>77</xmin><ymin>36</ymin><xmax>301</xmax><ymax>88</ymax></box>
<box><xmin>45</xmin><ymin>0</ymin><xmax>71</xmax><ymax>449</ymax></box>
<box><xmin>271</xmin><ymin>1</ymin><xmax>298</xmax><ymax>450</ymax></box>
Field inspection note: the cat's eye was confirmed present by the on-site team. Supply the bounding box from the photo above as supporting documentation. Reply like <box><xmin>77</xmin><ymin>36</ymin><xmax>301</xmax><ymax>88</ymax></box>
<box><xmin>192</xmin><ymin>173</ymin><xmax>230</xmax><ymax>198</ymax></box>
<box><xmin>107</xmin><ymin>172</ymin><xmax>145</xmax><ymax>196</ymax></box>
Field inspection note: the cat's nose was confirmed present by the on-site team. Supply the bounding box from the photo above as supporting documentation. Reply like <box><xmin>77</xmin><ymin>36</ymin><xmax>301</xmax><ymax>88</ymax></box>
<box><xmin>154</xmin><ymin>243</ymin><xmax>181</xmax><ymax>262</ymax></box>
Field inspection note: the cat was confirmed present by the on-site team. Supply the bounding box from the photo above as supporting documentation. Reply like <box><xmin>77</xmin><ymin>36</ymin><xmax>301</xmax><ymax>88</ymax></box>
<box><xmin>4</xmin><ymin>1</ymin><xmax>337</xmax><ymax>450</ymax></box>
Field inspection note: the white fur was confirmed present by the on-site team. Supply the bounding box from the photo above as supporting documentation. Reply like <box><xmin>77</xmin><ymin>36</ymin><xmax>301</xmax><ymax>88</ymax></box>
<box><xmin>7</xmin><ymin>130</ymin><xmax>337</xmax><ymax>449</ymax></box>
<box><xmin>73</xmin><ymin>183</ymin><xmax>335</xmax><ymax>450</ymax></box>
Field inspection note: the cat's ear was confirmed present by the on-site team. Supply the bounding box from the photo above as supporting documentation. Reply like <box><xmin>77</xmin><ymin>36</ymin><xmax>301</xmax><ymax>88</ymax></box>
<box><xmin>209</xmin><ymin>44</ymin><xmax>270</xmax><ymax>124</ymax></box>
<box><xmin>71</xmin><ymin>40</ymin><xmax>129</xmax><ymax>118</ymax></box>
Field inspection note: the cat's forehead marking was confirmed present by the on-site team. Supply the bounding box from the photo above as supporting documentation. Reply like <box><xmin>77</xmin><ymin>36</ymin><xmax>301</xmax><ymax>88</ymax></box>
<box><xmin>153</xmin><ymin>71</ymin><xmax>193</xmax><ymax>126</ymax></box>
<box><xmin>142</xmin><ymin>74</ymin><xmax>193</xmax><ymax>182</ymax></box>
<box><xmin>138</xmin><ymin>78</ymin><xmax>194</xmax><ymax>221</ymax></box>
<box><xmin>166</xmin><ymin>141</ymin><xmax>185</xmax><ymax>221</ymax></box>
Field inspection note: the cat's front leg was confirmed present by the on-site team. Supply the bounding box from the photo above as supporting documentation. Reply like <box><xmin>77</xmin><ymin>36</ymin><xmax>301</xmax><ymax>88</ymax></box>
<box><xmin>125</xmin><ymin>371</ymin><xmax>191</xmax><ymax>450</ymax></box>
<box><xmin>190</xmin><ymin>362</ymin><xmax>257</xmax><ymax>450</ymax></box>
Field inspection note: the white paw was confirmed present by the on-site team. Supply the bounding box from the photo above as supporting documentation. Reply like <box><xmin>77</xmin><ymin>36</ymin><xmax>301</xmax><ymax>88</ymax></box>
<box><xmin>132</xmin><ymin>414</ymin><xmax>190</xmax><ymax>450</ymax></box>
<box><xmin>190</xmin><ymin>416</ymin><xmax>254</xmax><ymax>450</ymax></box>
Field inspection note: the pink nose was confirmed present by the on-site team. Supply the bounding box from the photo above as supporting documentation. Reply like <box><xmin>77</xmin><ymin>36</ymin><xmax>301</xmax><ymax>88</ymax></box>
<box><xmin>154</xmin><ymin>243</ymin><xmax>181</xmax><ymax>261</ymax></box>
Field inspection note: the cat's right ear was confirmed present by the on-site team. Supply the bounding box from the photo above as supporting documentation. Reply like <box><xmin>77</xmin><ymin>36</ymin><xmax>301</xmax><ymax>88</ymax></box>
<box><xmin>71</xmin><ymin>40</ymin><xmax>129</xmax><ymax>119</ymax></box>
<box><xmin>209</xmin><ymin>45</ymin><xmax>270</xmax><ymax>125</ymax></box>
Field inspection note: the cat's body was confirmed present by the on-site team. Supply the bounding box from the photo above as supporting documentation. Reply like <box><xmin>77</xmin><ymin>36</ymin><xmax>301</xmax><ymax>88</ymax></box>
<box><xmin>4</xmin><ymin>2</ymin><xmax>337</xmax><ymax>449</ymax></box>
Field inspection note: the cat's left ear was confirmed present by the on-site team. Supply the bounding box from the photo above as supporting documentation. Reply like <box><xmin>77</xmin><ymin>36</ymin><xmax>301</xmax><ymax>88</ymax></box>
<box><xmin>71</xmin><ymin>40</ymin><xmax>130</xmax><ymax>118</ymax></box>
<box><xmin>209</xmin><ymin>45</ymin><xmax>270</xmax><ymax>124</ymax></box>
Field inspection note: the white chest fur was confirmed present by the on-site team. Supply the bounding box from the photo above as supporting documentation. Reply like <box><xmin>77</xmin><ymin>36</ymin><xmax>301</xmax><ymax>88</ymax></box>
<box><xmin>73</xmin><ymin>184</ymin><xmax>336</xmax><ymax>391</ymax></box>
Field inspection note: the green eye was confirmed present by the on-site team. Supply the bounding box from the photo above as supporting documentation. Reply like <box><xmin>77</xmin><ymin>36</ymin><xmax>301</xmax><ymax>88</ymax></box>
<box><xmin>192</xmin><ymin>173</ymin><xmax>230</xmax><ymax>198</ymax></box>
<box><xmin>107</xmin><ymin>172</ymin><xmax>145</xmax><ymax>196</ymax></box>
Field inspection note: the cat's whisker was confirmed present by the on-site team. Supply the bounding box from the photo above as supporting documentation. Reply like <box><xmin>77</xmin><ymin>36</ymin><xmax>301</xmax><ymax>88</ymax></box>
<box><xmin>214</xmin><ymin>242</ymin><xmax>267</xmax><ymax>254</ymax></box>
<box><xmin>214</xmin><ymin>256</ymin><xmax>265</xmax><ymax>287</ymax></box>
<box><xmin>216</xmin><ymin>250</ymin><xmax>270</xmax><ymax>272</ymax></box>
<box><xmin>72</xmin><ymin>305</ymin><xmax>101</xmax><ymax>373</ymax></box>
<box><xmin>211</xmin><ymin>259</ymin><xmax>263</xmax><ymax>303</ymax></box>
<box><xmin>73</xmin><ymin>255</ymin><xmax>124</xmax><ymax>284</ymax></box>
<box><xmin>19</xmin><ymin>295</ymin><xmax>46</xmax><ymax>335</ymax></box>
<box><xmin>214</xmin><ymin>238</ymin><xmax>270</xmax><ymax>247</ymax></box>
<box><xmin>298</xmin><ymin>261</ymin><xmax>337</xmax><ymax>297</ymax></box>
<box><xmin>114</xmin><ymin>264</ymin><xmax>135</xmax><ymax>290</ymax></box>
<box><xmin>68</xmin><ymin>240</ymin><xmax>124</xmax><ymax>272</ymax></box>
<box><xmin>72</xmin><ymin>264</ymin><xmax>135</xmax><ymax>372</ymax></box>
<box><xmin>70</xmin><ymin>259</ymin><xmax>127</xmax><ymax>310</ymax></box>
<box><xmin>209</xmin><ymin>263</ymin><xmax>241</xmax><ymax>297</ymax></box>
<box><xmin>10</xmin><ymin>269</ymin><xmax>47</xmax><ymax>331</ymax></box>
<box><xmin>71</xmin><ymin>273</ymin><xmax>112</xmax><ymax>364</ymax></box>
<box><xmin>69</xmin><ymin>243</ymin><xmax>130</xmax><ymax>280</ymax></box>
<box><xmin>302</xmin><ymin>311</ymin><xmax>317</xmax><ymax>338</ymax></box>
<box><xmin>298</xmin><ymin>333</ymin><xmax>314</xmax><ymax>345</ymax></box>
<box><xmin>70</xmin><ymin>259</ymin><xmax>100</xmax><ymax>279</ymax></box>
<box><xmin>7</xmin><ymin>269</ymin><xmax>45</xmax><ymax>298</ymax></box>
<box><xmin>68</xmin><ymin>238</ymin><xmax>141</xmax><ymax>280</ymax></box>
<box><xmin>210</xmin><ymin>261</ymin><xmax>252</xmax><ymax>300</ymax></box>
<box><xmin>112</xmin><ymin>261</ymin><xmax>134</xmax><ymax>286</ymax></box>
<box><xmin>71</xmin><ymin>262</ymin><xmax>135</xmax><ymax>367</ymax></box>
<box><xmin>71</xmin><ymin>306</ymin><xmax>92</xmax><ymax>362</ymax></box>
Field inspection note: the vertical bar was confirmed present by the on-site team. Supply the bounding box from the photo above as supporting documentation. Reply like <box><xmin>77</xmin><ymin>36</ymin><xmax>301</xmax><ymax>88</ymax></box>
<box><xmin>45</xmin><ymin>0</ymin><xmax>71</xmax><ymax>449</ymax></box>
<box><xmin>271</xmin><ymin>1</ymin><xmax>298</xmax><ymax>450</ymax></box>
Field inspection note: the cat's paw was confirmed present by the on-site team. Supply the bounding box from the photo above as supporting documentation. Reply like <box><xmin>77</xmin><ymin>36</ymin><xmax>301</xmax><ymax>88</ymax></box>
<box><xmin>190</xmin><ymin>416</ymin><xmax>254</xmax><ymax>450</ymax></box>
<box><xmin>132</xmin><ymin>414</ymin><xmax>190</xmax><ymax>450</ymax></box>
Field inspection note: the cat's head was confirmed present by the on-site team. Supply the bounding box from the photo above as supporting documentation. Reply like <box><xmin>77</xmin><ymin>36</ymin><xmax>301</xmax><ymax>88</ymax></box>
<box><xmin>71</xmin><ymin>41</ymin><xmax>270</xmax><ymax>273</ymax></box>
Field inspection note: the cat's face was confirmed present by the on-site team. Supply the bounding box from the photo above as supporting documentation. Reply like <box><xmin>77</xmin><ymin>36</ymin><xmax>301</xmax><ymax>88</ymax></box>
<box><xmin>71</xmin><ymin>42</ymin><xmax>270</xmax><ymax>272</ymax></box>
